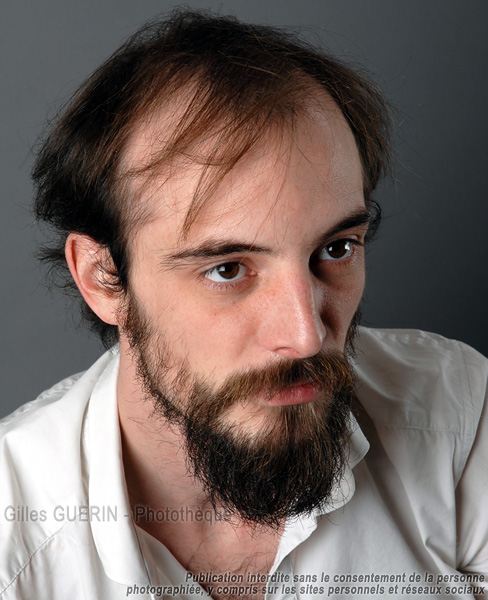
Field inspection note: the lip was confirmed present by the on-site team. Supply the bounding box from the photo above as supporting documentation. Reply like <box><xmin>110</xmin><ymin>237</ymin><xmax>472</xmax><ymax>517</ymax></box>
<box><xmin>264</xmin><ymin>383</ymin><xmax>321</xmax><ymax>406</ymax></box>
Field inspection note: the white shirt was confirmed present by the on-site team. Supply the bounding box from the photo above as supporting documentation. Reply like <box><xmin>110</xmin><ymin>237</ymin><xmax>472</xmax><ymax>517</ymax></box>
<box><xmin>0</xmin><ymin>328</ymin><xmax>487</xmax><ymax>599</ymax></box>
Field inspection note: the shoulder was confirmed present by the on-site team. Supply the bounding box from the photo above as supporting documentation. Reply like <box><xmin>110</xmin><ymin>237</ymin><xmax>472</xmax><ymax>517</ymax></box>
<box><xmin>354</xmin><ymin>328</ymin><xmax>488</xmax><ymax>574</ymax></box>
<box><xmin>0</xmin><ymin>350</ymin><xmax>117</xmax><ymax>595</ymax></box>
<box><xmin>354</xmin><ymin>327</ymin><xmax>487</xmax><ymax>431</ymax></box>
<box><xmin>0</xmin><ymin>349</ymin><xmax>116</xmax><ymax>466</ymax></box>
<box><xmin>354</xmin><ymin>327</ymin><xmax>487</xmax><ymax>486</ymax></box>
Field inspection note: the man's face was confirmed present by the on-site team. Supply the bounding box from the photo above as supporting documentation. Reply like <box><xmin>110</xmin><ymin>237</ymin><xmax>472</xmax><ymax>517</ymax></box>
<box><xmin>119</xmin><ymin>97</ymin><xmax>368</xmax><ymax>523</ymax></box>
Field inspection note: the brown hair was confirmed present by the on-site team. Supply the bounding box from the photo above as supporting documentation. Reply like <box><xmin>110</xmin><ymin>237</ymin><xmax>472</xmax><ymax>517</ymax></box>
<box><xmin>33</xmin><ymin>8</ymin><xmax>391</xmax><ymax>347</ymax></box>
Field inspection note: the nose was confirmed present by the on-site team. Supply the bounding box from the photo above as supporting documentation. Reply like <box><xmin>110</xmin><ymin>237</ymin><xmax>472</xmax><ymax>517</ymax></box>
<box><xmin>258</xmin><ymin>270</ymin><xmax>326</xmax><ymax>359</ymax></box>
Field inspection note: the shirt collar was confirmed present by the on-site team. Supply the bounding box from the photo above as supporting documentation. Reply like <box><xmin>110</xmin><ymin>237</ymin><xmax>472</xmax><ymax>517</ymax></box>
<box><xmin>86</xmin><ymin>351</ymin><xmax>151</xmax><ymax>586</ymax></box>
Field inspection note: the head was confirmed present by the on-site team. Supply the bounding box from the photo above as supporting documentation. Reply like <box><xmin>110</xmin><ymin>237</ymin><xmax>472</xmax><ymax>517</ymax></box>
<box><xmin>33</xmin><ymin>9</ymin><xmax>391</xmax><ymax>525</ymax></box>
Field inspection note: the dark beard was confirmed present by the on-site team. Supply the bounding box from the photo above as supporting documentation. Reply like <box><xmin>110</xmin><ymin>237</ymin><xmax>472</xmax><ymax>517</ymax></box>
<box><xmin>123</xmin><ymin>294</ymin><xmax>359</xmax><ymax>528</ymax></box>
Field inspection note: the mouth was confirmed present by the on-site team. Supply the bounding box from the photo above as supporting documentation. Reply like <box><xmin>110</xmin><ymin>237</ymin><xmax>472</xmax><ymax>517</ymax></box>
<box><xmin>263</xmin><ymin>383</ymin><xmax>321</xmax><ymax>407</ymax></box>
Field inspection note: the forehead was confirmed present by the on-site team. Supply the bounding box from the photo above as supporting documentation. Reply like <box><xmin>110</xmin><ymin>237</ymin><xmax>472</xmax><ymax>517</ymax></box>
<box><xmin>123</xmin><ymin>92</ymin><xmax>364</xmax><ymax>246</ymax></box>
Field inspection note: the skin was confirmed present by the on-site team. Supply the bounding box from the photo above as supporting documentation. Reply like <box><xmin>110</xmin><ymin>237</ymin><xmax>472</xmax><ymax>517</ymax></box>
<box><xmin>66</xmin><ymin>93</ymin><xmax>369</xmax><ymax>591</ymax></box>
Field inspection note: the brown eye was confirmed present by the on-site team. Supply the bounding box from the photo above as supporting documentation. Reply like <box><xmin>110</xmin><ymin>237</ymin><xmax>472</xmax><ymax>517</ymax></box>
<box><xmin>320</xmin><ymin>240</ymin><xmax>354</xmax><ymax>261</ymax></box>
<box><xmin>205</xmin><ymin>262</ymin><xmax>246</xmax><ymax>282</ymax></box>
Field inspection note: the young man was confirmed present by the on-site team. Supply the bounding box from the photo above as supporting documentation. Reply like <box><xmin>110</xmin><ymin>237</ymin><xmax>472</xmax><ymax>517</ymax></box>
<box><xmin>1</xmin><ymin>9</ymin><xmax>486</xmax><ymax>600</ymax></box>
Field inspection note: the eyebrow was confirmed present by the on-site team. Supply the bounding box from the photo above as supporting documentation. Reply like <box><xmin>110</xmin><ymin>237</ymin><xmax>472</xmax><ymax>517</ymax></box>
<box><xmin>162</xmin><ymin>208</ymin><xmax>373</xmax><ymax>268</ymax></box>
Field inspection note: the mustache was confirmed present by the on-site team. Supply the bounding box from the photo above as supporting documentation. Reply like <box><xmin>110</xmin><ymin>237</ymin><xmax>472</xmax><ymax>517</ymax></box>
<box><xmin>186</xmin><ymin>349</ymin><xmax>357</xmax><ymax>415</ymax></box>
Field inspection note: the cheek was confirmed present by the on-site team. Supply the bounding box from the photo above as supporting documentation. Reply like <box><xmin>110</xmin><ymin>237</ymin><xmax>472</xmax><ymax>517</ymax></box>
<box><xmin>348</xmin><ymin>265</ymin><xmax>366</xmax><ymax>305</ymax></box>
<box><xmin>320</xmin><ymin>263</ymin><xmax>365</xmax><ymax>333</ymax></box>
<box><xmin>189</xmin><ymin>307</ymin><xmax>258</xmax><ymax>372</ymax></box>
<box><xmin>142</xmin><ymin>285</ymin><xmax>256</xmax><ymax>376</ymax></box>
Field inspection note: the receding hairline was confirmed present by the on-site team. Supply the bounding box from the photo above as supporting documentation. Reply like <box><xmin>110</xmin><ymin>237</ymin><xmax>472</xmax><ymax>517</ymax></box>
<box><xmin>116</xmin><ymin>77</ymin><xmax>364</xmax><ymax>241</ymax></box>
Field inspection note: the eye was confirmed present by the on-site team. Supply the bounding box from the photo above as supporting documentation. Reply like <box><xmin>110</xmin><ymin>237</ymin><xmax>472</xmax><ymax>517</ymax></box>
<box><xmin>205</xmin><ymin>262</ymin><xmax>247</xmax><ymax>283</ymax></box>
<box><xmin>319</xmin><ymin>239</ymin><xmax>356</xmax><ymax>261</ymax></box>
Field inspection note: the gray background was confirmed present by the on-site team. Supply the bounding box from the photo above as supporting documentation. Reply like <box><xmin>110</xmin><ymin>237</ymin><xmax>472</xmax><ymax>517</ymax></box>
<box><xmin>1</xmin><ymin>1</ymin><xmax>487</xmax><ymax>418</ymax></box>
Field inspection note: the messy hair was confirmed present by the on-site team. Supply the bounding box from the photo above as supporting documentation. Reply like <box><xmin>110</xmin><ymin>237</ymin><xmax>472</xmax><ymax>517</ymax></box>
<box><xmin>33</xmin><ymin>8</ymin><xmax>391</xmax><ymax>347</ymax></box>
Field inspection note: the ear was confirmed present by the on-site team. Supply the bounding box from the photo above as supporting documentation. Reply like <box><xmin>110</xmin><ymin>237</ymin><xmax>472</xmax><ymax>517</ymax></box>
<box><xmin>65</xmin><ymin>233</ymin><xmax>123</xmax><ymax>326</ymax></box>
